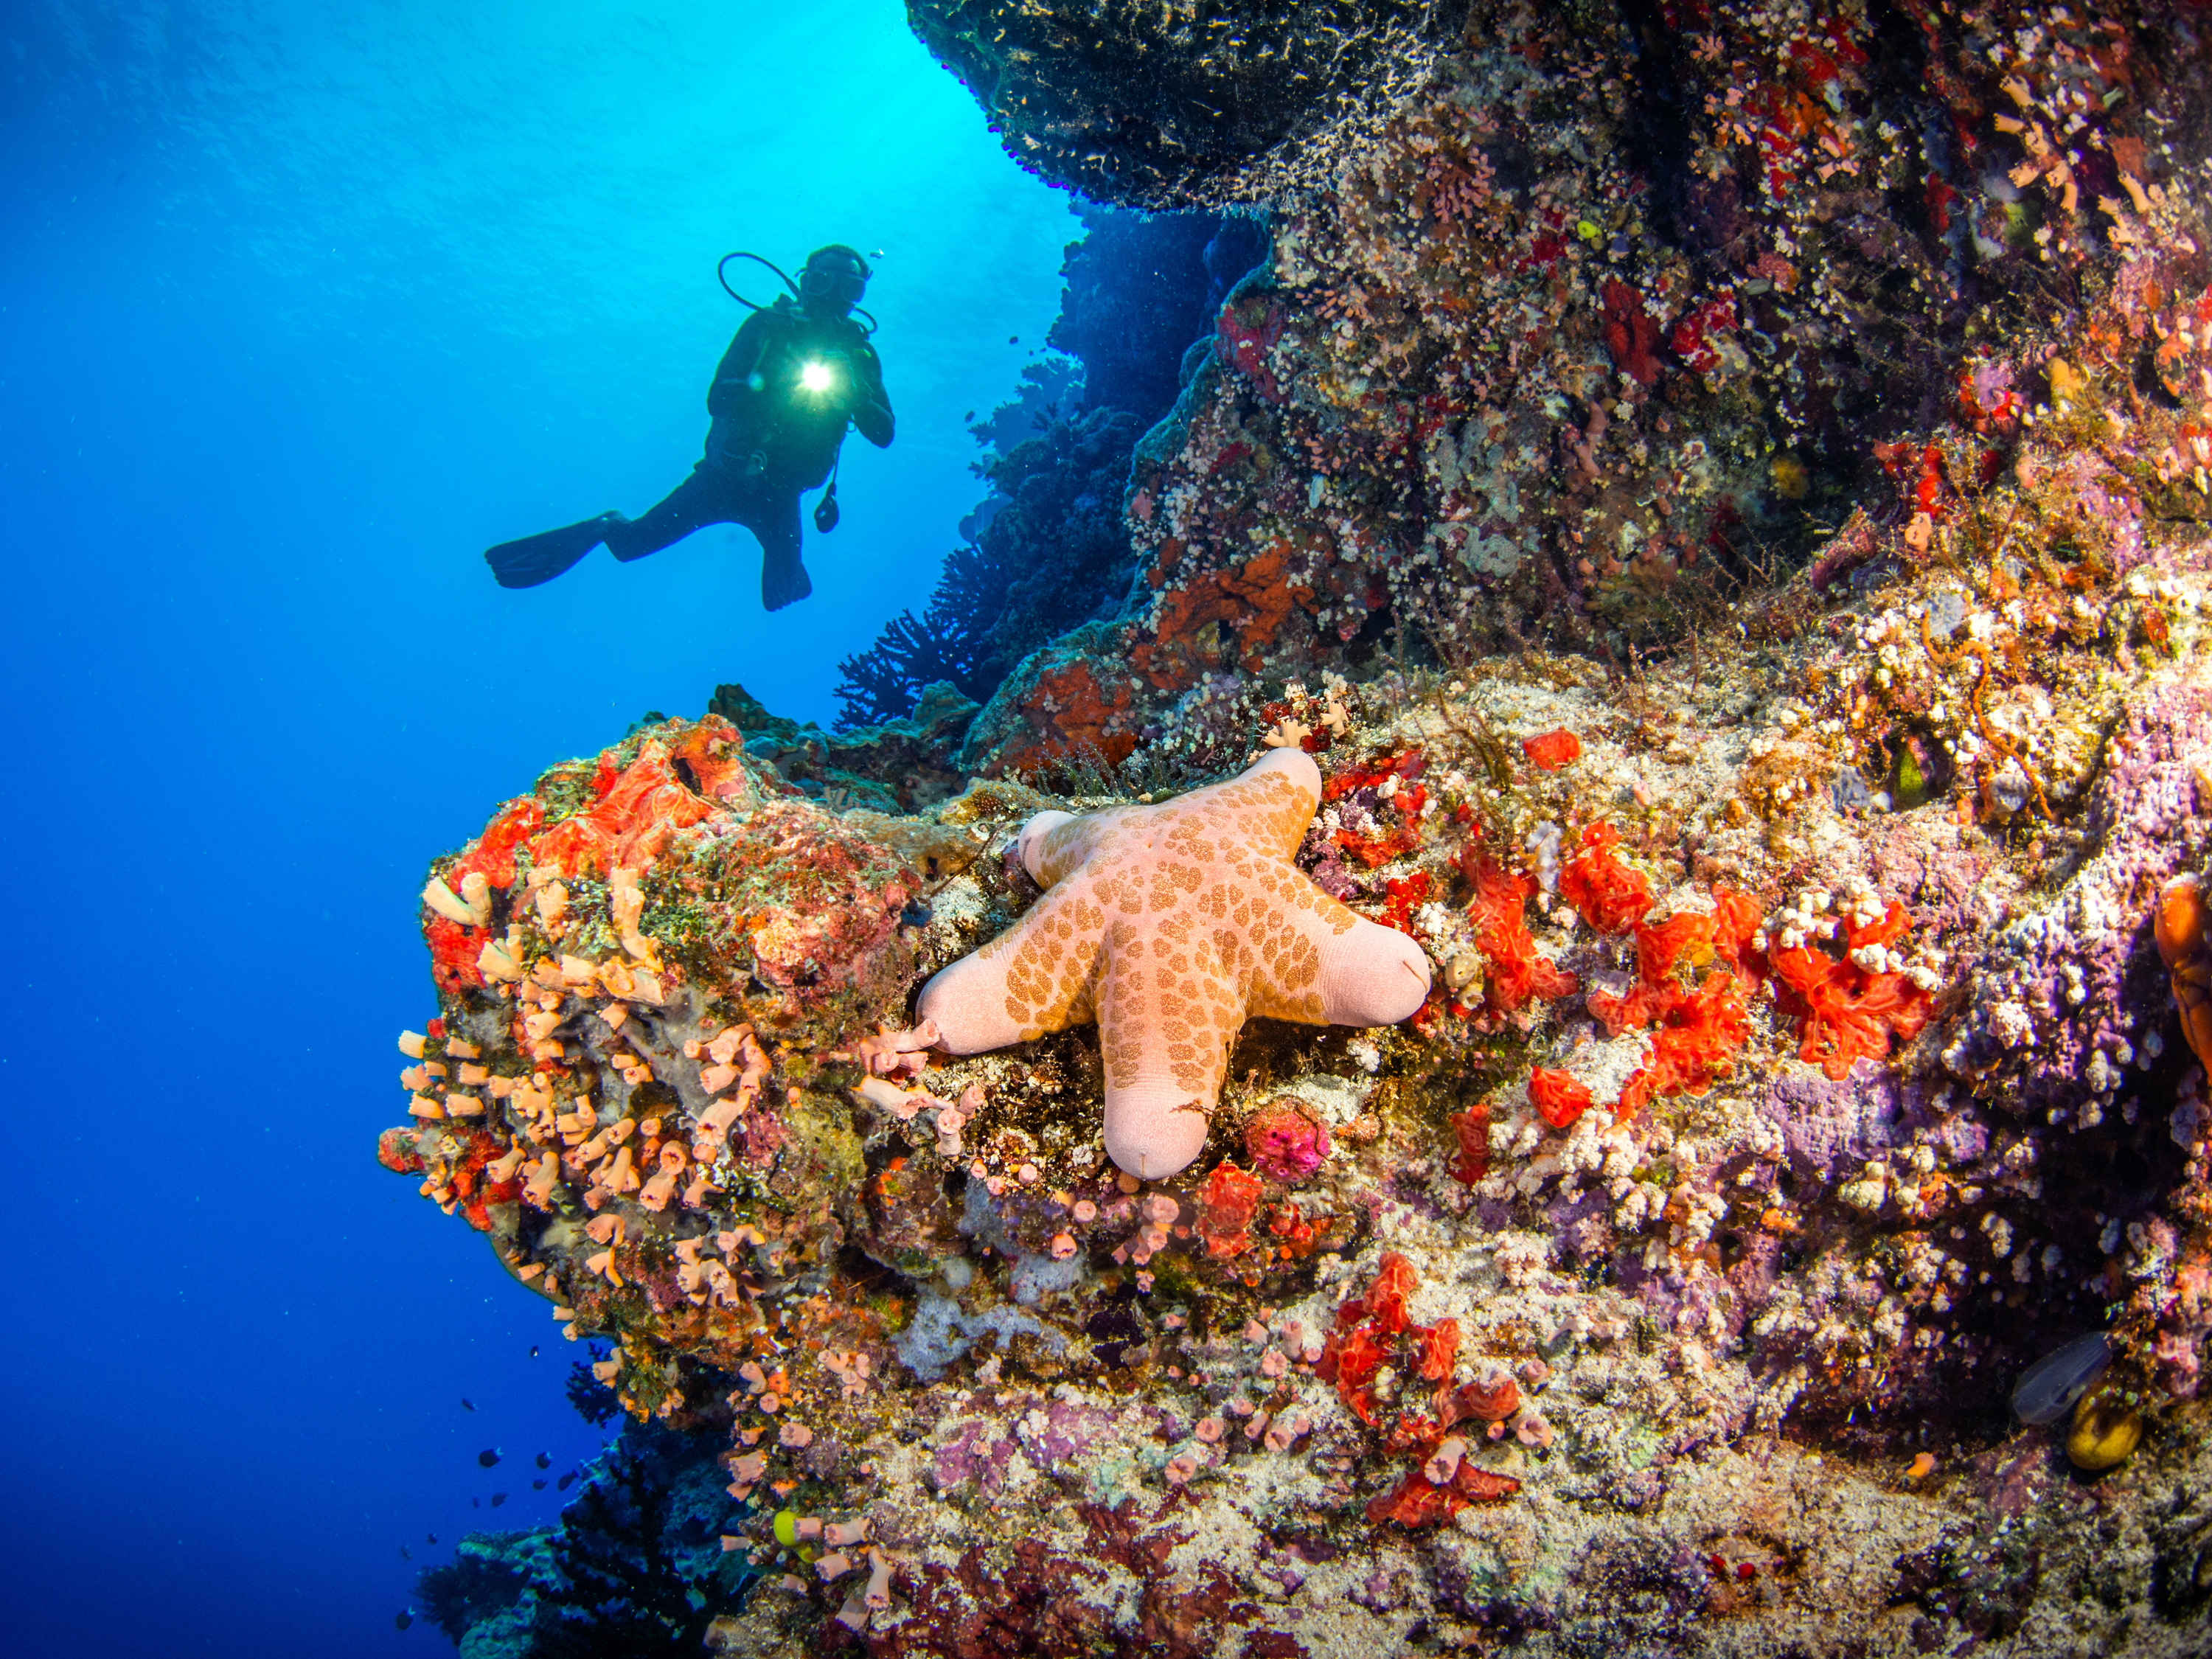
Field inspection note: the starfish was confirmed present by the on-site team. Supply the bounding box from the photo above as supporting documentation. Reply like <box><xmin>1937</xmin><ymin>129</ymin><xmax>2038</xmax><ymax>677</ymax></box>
<box><xmin>918</xmin><ymin>748</ymin><xmax>1433</xmax><ymax>1179</ymax></box>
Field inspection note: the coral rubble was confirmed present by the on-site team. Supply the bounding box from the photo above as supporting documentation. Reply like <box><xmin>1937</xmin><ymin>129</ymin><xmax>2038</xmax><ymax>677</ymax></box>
<box><xmin>403</xmin><ymin>1</ymin><xmax>2212</xmax><ymax>1652</ymax></box>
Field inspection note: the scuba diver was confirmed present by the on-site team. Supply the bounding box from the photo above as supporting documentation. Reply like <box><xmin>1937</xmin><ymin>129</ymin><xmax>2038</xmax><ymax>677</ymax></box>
<box><xmin>484</xmin><ymin>244</ymin><xmax>893</xmax><ymax>611</ymax></box>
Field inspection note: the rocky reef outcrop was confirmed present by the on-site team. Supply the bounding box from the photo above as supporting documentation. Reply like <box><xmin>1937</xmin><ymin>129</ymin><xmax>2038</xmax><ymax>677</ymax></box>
<box><xmin>905</xmin><ymin>0</ymin><xmax>1469</xmax><ymax>206</ymax></box>
<box><xmin>400</xmin><ymin>2</ymin><xmax>2212</xmax><ymax>1653</ymax></box>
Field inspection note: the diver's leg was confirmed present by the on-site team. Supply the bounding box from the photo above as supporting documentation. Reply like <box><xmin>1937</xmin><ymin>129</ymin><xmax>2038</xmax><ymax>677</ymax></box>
<box><xmin>601</xmin><ymin>467</ymin><xmax>731</xmax><ymax>563</ymax></box>
<box><xmin>484</xmin><ymin>511</ymin><xmax>622</xmax><ymax>588</ymax></box>
<box><xmin>751</xmin><ymin>492</ymin><xmax>811</xmax><ymax>611</ymax></box>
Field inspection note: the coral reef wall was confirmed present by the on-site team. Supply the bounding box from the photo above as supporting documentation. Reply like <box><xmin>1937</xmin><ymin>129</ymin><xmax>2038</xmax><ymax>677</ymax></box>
<box><xmin>399</xmin><ymin>3</ymin><xmax>2212</xmax><ymax>1655</ymax></box>
<box><xmin>834</xmin><ymin>206</ymin><xmax>1267</xmax><ymax>728</ymax></box>
<box><xmin>417</xmin><ymin>1419</ymin><xmax>746</xmax><ymax>1656</ymax></box>
<box><xmin>954</xmin><ymin>0</ymin><xmax>2212</xmax><ymax>785</ymax></box>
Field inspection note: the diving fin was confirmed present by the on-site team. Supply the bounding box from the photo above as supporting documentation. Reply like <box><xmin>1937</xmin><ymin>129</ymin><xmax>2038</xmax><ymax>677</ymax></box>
<box><xmin>760</xmin><ymin>545</ymin><xmax>813</xmax><ymax>612</ymax></box>
<box><xmin>484</xmin><ymin>512</ymin><xmax>621</xmax><ymax>589</ymax></box>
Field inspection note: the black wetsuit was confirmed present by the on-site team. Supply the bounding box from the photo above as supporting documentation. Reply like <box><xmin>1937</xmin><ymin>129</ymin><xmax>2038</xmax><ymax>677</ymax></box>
<box><xmin>485</xmin><ymin>296</ymin><xmax>894</xmax><ymax>608</ymax></box>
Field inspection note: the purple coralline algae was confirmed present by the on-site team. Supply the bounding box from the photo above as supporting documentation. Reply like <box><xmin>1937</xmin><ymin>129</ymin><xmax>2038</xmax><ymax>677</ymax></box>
<box><xmin>1944</xmin><ymin>681</ymin><xmax>2212</xmax><ymax>1116</ymax></box>
<box><xmin>1760</xmin><ymin>1060</ymin><xmax>1910</xmax><ymax>1184</ymax></box>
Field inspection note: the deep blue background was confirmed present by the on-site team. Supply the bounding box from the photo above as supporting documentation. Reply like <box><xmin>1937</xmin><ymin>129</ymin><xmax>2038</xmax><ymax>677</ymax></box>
<box><xmin>0</xmin><ymin>4</ymin><xmax>1071</xmax><ymax>1652</ymax></box>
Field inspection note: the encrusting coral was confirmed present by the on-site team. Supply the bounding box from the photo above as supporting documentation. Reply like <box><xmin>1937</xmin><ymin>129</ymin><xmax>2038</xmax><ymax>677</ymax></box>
<box><xmin>917</xmin><ymin>747</ymin><xmax>1431</xmax><ymax>1178</ymax></box>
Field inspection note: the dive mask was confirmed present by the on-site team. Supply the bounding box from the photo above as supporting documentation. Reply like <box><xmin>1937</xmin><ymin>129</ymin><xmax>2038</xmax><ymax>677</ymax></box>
<box><xmin>800</xmin><ymin>254</ymin><xmax>869</xmax><ymax>308</ymax></box>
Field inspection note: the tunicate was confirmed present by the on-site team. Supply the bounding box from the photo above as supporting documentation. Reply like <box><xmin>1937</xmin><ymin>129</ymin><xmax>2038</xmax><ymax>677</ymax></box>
<box><xmin>2066</xmin><ymin>1381</ymin><xmax>2143</xmax><ymax>1472</ymax></box>
<box><xmin>1928</xmin><ymin>589</ymin><xmax>1968</xmax><ymax>638</ymax></box>
<box><xmin>2011</xmin><ymin>1332</ymin><xmax>2112</xmax><ymax>1425</ymax></box>
<box><xmin>1895</xmin><ymin>745</ymin><xmax>1926</xmax><ymax>808</ymax></box>
<box><xmin>1986</xmin><ymin>758</ymin><xmax>2031</xmax><ymax>817</ymax></box>
<box><xmin>1525</xmin><ymin>821</ymin><xmax>1563</xmax><ymax>892</ymax></box>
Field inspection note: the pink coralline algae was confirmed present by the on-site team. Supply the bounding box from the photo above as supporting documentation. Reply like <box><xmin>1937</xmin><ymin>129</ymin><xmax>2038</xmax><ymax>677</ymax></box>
<box><xmin>1243</xmin><ymin>1099</ymin><xmax>1330</xmax><ymax>1180</ymax></box>
<box><xmin>1760</xmin><ymin>1065</ymin><xmax>1916</xmax><ymax>1186</ymax></box>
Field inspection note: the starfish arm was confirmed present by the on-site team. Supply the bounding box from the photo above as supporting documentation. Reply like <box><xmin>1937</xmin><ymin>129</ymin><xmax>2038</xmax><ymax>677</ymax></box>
<box><xmin>1027</xmin><ymin>805</ymin><xmax>1144</xmax><ymax>888</ymax></box>
<box><xmin>1162</xmin><ymin>749</ymin><xmax>1323</xmax><ymax>867</ymax></box>
<box><xmin>1253</xmin><ymin>878</ymin><xmax>1433</xmax><ymax>1027</ymax></box>
<box><xmin>1316</xmin><ymin>914</ymin><xmax>1433</xmax><ymax>1026</ymax></box>
<box><xmin>1014</xmin><ymin>810</ymin><xmax>1077</xmax><ymax>883</ymax></box>
<box><xmin>917</xmin><ymin>879</ymin><xmax>1105</xmax><ymax>1054</ymax></box>
<box><xmin>1096</xmin><ymin>911</ymin><xmax>1245</xmax><ymax>1180</ymax></box>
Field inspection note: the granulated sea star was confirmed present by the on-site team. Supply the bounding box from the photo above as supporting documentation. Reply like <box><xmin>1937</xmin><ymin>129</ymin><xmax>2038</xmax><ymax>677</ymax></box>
<box><xmin>918</xmin><ymin>749</ymin><xmax>1432</xmax><ymax>1178</ymax></box>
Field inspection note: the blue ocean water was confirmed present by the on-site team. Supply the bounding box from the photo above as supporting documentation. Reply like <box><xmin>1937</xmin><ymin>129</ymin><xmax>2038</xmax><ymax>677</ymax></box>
<box><xmin>0</xmin><ymin>4</ymin><xmax>1072</xmax><ymax>1652</ymax></box>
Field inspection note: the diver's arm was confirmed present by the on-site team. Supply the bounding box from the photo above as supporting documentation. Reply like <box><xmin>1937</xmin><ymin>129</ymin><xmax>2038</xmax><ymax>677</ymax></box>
<box><xmin>848</xmin><ymin>341</ymin><xmax>894</xmax><ymax>448</ymax></box>
<box><xmin>706</xmin><ymin>311</ymin><xmax>782</xmax><ymax>420</ymax></box>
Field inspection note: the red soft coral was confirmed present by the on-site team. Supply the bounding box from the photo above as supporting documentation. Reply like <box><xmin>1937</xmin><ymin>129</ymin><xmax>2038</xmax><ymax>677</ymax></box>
<box><xmin>1193</xmin><ymin>1160</ymin><xmax>1265</xmax><ymax>1259</ymax></box>
<box><xmin>1321</xmin><ymin>750</ymin><xmax>1428</xmax><ymax>866</ymax></box>
<box><xmin>1615</xmin><ymin>973</ymin><xmax>1754</xmax><ymax>1118</ymax></box>
<box><xmin>1462</xmin><ymin>851</ymin><xmax>1577</xmax><ymax>1013</ymax></box>
<box><xmin>1528</xmin><ymin>1068</ymin><xmax>1594</xmax><ymax>1130</ymax></box>
<box><xmin>531</xmin><ymin>739</ymin><xmax>717</xmax><ymax>877</ymax></box>
<box><xmin>1413</xmin><ymin>1318</ymin><xmax>1461</xmax><ymax>1382</ymax></box>
<box><xmin>448</xmin><ymin>798</ymin><xmax>547</xmax><ymax>891</ymax></box>
<box><xmin>1558</xmin><ymin>823</ymin><xmax>1653</xmax><ymax>933</ymax></box>
<box><xmin>1320</xmin><ymin>1254</ymin><xmax>1524</xmax><ymax>1526</ymax></box>
<box><xmin>1378</xmin><ymin>869</ymin><xmax>1432</xmax><ymax>934</ymax></box>
<box><xmin>1770</xmin><ymin>899</ymin><xmax>1930</xmax><ymax>1077</ymax></box>
<box><xmin>1521</xmin><ymin>728</ymin><xmax>1582</xmax><ymax>771</ymax></box>
<box><xmin>1603</xmin><ymin>280</ymin><xmax>1663</xmax><ymax>387</ymax></box>
<box><xmin>425</xmin><ymin>914</ymin><xmax>491</xmax><ymax>995</ymax></box>
<box><xmin>1589</xmin><ymin>889</ymin><xmax>1764</xmax><ymax>1118</ymax></box>
<box><xmin>1445</xmin><ymin>1105</ymin><xmax>1489</xmax><ymax>1185</ymax></box>
<box><xmin>1365</xmin><ymin>1252</ymin><xmax>1418</xmax><ymax>1333</ymax></box>
<box><xmin>1366</xmin><ymin>1461</ymin><xmax>1520</xmax><ymax>1526</ymax></box>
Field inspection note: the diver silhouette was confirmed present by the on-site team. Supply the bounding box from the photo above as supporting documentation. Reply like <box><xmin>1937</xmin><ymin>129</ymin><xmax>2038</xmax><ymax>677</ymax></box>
<box><xmin>484</xmin><ymin>244</ymin><xmax>894</xmax><ymax>611</ymax></box>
